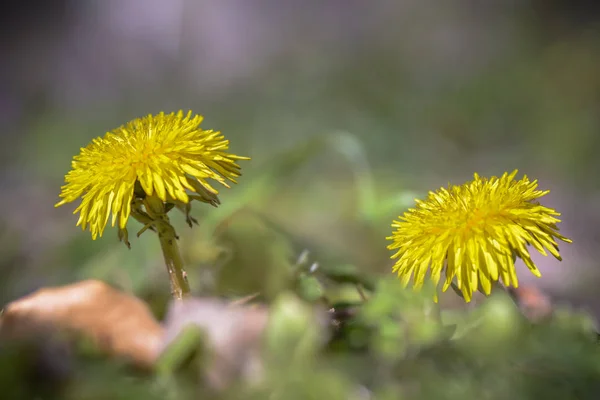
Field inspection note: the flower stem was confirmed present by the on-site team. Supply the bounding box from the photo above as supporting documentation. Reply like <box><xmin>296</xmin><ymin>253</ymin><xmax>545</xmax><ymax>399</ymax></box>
<box><xmin>157</xmin><ymin>219</ymin><xmax>191</xmax><ymax>300</ymax></box>
<box><xmin>143</xmin><ymin>196</ymin><xmax>191</xmax><ymax>300</ymax></box>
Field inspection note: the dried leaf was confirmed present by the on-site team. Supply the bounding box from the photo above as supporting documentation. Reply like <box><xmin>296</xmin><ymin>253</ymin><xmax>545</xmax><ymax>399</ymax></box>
<box><xmin>0</xmin><ymin>280</ymin><xmax>163</xmax><ymax>368</ymax></box>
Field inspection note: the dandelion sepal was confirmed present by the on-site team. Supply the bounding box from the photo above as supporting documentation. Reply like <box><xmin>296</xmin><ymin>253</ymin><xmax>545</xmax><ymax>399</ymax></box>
<box><xmin>142</xmin><ymin>195</ymin><xmax>190</xmax><ymax>299</ymax></box>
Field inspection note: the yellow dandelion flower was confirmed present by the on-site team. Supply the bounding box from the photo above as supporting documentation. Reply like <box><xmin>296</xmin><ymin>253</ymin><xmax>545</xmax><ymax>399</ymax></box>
<box><xmin>386</xmin><ymin>170</ymin><xmax>572</xmax><ymax>302</ymax></box>
<box><xmin>56</xmin><ymin>110</ymin><xmax>249</xmax><ymax>239</ymax></box>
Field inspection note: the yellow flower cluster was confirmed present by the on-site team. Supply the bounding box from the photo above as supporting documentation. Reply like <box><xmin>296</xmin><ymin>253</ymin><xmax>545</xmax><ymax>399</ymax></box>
<box><xmin>56</xmin><ymin>110</ymin><xmax>249</xmax><ymax>239</ymax></box>
<box><xmin>387</xmin><ymin>171</ymin><xmax>571</xmax><ymax>302</ymax></box>
<box><xmin>56</xmin><ymin>111</ymin><xmax>571</xmax><ymax>305</ymax></box>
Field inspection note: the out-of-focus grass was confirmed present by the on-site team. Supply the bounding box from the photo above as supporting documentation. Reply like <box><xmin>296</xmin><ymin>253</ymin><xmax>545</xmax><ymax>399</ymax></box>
<box><xmin>3</xmin><ymin>276</ymin><xmax>600</xmax><ymax>400</ymax></box>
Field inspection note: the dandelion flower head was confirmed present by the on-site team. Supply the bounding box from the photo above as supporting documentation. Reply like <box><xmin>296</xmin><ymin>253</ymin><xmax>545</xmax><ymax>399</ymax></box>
<box><xmin>56</xmin><ymin>110</ymin><xmax>249</xmax><ymax>239</ymax></box>
<box><xmin>386</xmin><ymin>170</ymin><xmax>571</xmax><ymax>302</ymax></box>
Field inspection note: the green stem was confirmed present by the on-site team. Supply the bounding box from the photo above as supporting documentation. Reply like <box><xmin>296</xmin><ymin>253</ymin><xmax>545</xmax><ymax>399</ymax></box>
<box><xmin>144</xmin><ymin>196</ymin><xmax>191</xmax><ymax>300</ymax></box>
<box><xmin>157</xmin><ymin>219</ymin><xmax>191</xmax><ymax>300</ymax></box>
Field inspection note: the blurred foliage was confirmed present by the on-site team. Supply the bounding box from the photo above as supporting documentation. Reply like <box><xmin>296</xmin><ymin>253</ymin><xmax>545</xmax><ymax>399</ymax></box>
<box><xmin>2</xmin><ymin>275</ymin><xmax>600</xmax><ymax>399</ymax></box>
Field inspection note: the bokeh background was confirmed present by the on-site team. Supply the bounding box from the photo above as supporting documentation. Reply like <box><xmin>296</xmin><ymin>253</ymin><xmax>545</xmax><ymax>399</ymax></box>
<box><xmin>1</xmin><ymin>0</ymin><xmax>599</xmax><ymax>315</ymax></box>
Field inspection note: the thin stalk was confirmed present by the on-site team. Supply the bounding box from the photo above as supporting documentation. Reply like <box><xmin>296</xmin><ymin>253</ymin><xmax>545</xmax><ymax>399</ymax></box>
<box><xmin>157</xmin><ymin>219</ymin><xmax>191</xmax><ymax>299</ymax></box>
<box><xmin>144</xmin><ymin>196</ymin><xmax>191</xmax><ymax>300</ymax></box>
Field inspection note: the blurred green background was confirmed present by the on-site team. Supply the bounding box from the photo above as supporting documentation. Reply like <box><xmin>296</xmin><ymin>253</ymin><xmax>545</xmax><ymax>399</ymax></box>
<box><xmin>3</xmin><ymin>1</ymin><xmax>600</xmax><ymax>399</ymax></box>
<box><xmin>1</xmin><ymin>1</ymin><xmax>599</xmax><ymax>313</ymax></box>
